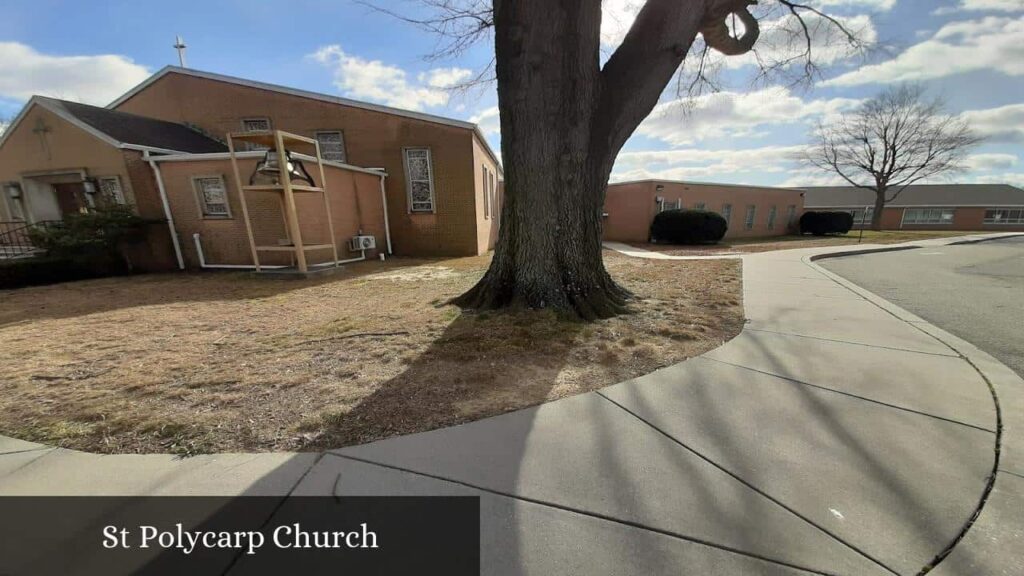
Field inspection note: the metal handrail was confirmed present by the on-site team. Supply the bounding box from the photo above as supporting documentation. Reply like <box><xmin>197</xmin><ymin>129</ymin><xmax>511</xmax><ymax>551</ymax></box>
<box><xmin>0</xmin><ymin>220</ymin><xmax>58</xmax><ymax>259</ymax></box>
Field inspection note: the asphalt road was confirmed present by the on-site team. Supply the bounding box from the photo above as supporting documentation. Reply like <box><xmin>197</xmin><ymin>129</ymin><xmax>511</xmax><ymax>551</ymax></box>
<box><xmin>821</xmin><ymin>235</ymin><xmax>1024</xmax><ymax>377</ymax></box>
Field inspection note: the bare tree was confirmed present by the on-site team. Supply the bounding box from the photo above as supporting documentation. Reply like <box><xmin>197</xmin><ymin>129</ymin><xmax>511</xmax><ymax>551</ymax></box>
<box><xmin>365</xmin><ymin>0</ymin><xmax>868</xmax><ymax>319</ymax></box>
<box><xmin>805</xmin><ymin>84</ymin><xmax>981</xmax><ymax>231</ymax></box>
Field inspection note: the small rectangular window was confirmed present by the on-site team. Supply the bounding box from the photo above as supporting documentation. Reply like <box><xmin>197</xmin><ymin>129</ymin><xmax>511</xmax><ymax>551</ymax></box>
<box><xmin>315</xmin><ymin>131</ymin><xmax>347</xmax><ymax>163</ymax></box>
<box><xmin>767</xmin><ymin>205</ymin><xmax>778</xmax><ymax>230</ymax></box>
<box><xmin>744</xmin><ymin>205</ymin><xmax>756</xmax><ymax>230</ymax></box>
<box><xmin>721</xmin><ymin>203</ymin><xmax>732</xmax><ymax>223</ymax></box>
<box><xmin>694</xmin><ymin>202</ymin><xmax>706</xmax><ymax>210</ymax></box>
<box><xmin>97</xmin><ymin>177</ymin><xmax>125</xmax><ymax>204</ymax></box>
<box><xmin>193</xmin><ymin>176</ymin><xmax>231</xmax><ymax>218</ymax></box>
<box><xmin>241</xmin><ymin>118</ymin><xmax>271</xmax><ymax>151</ymax></box>
<box><xmin>482</xmin><ymin>165</ymin><xmax>490</xmax><ymax>219</ymax></box>
<box><xmin>404</xmin><ymin>148</ymin><xmax>435</xmax><ymax>213</ymax></box>
<box><xmin>786</xmin><ymin>205</ymin><xmax>797</xmax><ymax>225</ymax></box>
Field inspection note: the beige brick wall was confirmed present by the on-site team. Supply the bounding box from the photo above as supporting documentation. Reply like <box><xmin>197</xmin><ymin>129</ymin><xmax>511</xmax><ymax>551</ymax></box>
<box><xmin>155</xmin><ymin>157</ymin><xmax>387</xmax><ymax>269</ymax></box>
<box><xmin>604</xmin><ymin>181</ymin><xmax>806</xmax><ymax>242</ymax></box>
<box><xmin>472</xmin><ymin>132</ymin><xmax>503</xmax><ymax>253</ymax></box>
<box><xmin>113</xmin><ymin>72</ymin><xmax>487</xmax><ymax>256</ymax></box>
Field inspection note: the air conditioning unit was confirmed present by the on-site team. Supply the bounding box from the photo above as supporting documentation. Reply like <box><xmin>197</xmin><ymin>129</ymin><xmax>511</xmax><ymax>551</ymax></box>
<box><xmin>349</xmin><ymin>235</ymin><xmax>376</xmax><ymax>252</ymax></box>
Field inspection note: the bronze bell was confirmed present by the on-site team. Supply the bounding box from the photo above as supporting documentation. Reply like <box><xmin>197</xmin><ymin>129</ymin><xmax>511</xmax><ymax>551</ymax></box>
<box><xmin>249</xmin><ymin>149</ymin><xmax>315</xmax><ymax>187</ymax></box>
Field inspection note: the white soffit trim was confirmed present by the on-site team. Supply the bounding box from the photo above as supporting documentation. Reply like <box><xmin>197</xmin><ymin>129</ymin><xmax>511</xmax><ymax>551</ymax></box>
<box><xmin>107</xmin><ymin>66</ymin><xmax>504</xmax><ymax>171</ymax></box>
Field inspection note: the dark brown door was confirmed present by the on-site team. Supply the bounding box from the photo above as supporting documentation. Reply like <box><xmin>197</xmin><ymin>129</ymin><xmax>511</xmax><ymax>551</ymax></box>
<box><xmin>53</xmin><ymin>183</ymin><xmax>86</xmax><ymax>216</ymax></box>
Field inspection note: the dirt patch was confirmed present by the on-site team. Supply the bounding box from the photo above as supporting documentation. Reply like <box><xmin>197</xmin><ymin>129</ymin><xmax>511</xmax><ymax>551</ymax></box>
<box><xmin>633</xmin><ymin>230</ymin><xmax>977</xmax><ymax>256</ymax></box>
<box><xmin>0</xmin><ymin>252</ymin><xmax>743</xmax><ymax>454</ymax></box>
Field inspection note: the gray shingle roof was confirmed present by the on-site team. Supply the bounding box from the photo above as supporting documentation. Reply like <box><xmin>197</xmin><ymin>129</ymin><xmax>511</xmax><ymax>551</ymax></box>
<box><xmin>39</xmin><ymin>97</ymin><xmax>227</xmax><ymax>154</ymax></box>
<box><xmin>802</xmin><ymin>184</ymin><xmax>1024</xmax><ymax>207</ymax></box>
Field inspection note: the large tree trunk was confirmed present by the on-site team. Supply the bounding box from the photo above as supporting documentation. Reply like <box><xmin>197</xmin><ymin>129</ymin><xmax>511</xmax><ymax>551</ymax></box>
<box><xmin>455</xmin><ymin>0</ymin><xmax>710</xmax><ymax>319</ymax></box>
<box><xmin>870</xmin><ymin>187</ymin><xmax>887</xmax><ymax>231</ymax></box>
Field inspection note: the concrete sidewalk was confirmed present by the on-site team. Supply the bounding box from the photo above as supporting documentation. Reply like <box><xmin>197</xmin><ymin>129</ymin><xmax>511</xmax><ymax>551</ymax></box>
<box><xmin>2</xmin><ymin>233</ymin><xmax>1021</xmax><ymax>575</ymax></box>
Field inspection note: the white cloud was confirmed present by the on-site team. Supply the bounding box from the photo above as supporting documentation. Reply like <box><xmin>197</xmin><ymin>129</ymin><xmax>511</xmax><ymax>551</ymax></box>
<box><xmin>470</xmin><ymin>106</ymin><xmax>500</xmax><ymax>135</ymax></box>
<box><xmin>814</xmin><ymin>0</ymin><xmax>897</xmax><ymax>10</ymax></box>
<box><xmin>0</xmin><ymin>42</ymin><xmax>149</xmax><ymax>105</ymax></box>
<box><xmin>611</xmin><ymin>144</ymin><xmax>807</xmax><ymax>182</ymax></box>
<box><xmin>600</xmin><ymin>0</ymin><xmax>645</xmax><ymax>47</ymax></box>
<box><xmin>825</xmin><ymin>16</ymin><xmax>1024</xmax><ymax>85</ymax></box>
<box><xmin>637</xmin><ymin>87</ymin><xmax>860</xmax><ymax>146</ymax></box>
<box><xmin>309</xmin><ymin>45</ymin><xmax>471</xmax><ymax>111</ymax></box>
<box><xmin>934</xmin><ymin>0</ymin><xmax>1024</xmax><ymax>15</ymax></box>
<box><xmin>970</xmin><ymin>172</ymin><xmax>1024</xmax><ymax>187</ymax></box>
<box><xmin>963</xmin><ymin>152</ymin><xmax>1018</xmax><ymax>171</ymax></box>
<box><xmin>961</xmin><ymin>103</ymin><xmax>1024</xmax><ymax>143</ymax></box>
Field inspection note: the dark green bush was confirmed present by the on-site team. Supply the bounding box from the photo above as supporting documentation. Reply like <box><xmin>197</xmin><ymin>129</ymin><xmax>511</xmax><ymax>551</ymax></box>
<box><xmin>27</xmin><ymin>205</ymin><xmax>150</xmax><ymax>266</ymax></box>
<box><xmin>799</xmin><ymin>211</ymin><xmax>854</xmax><ymax>236</ymax></box>
<box><xmin>650</xmin><ymin>209</ymin><xmax>728</xmax><ymax>245</ymax></box>
<box><xmin>0</xmin><ymin>255</ymin><xmax>128</xmax><ymax>290</ymax></box>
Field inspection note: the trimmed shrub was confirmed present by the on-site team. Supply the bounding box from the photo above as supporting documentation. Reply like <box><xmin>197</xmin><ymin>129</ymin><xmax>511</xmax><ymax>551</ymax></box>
<box><xmin>799</xmin><ymin>211</ymin><xmax>854</xmax><ymax>236</ymax></box>
<box><xmin>650</xmin><ymin>209</ymin><xmax>728</xmax><ymax>245</ymax></box>
<box><xmin>27</xmin><ymin>204</ymin><xmax>152</xmax><ymax>270</ymax></box>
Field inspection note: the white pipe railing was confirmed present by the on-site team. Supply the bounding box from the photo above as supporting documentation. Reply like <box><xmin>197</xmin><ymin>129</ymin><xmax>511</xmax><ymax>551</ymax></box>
<box><xmin>193</xmin><ymin>233</ymin><xmax>365</xmax><ymax>270</ymax></box>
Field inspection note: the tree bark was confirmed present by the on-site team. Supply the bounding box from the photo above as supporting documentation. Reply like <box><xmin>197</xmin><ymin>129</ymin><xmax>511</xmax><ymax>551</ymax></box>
<box><xmin>870</xmin><ymin>187</ymin><xmax>886</xmax><ymax>231</ymax></box>
<box><xmin>454</xmin><ymin>0</ymin><xmax>709</xmax><ymax>320</ymax></box>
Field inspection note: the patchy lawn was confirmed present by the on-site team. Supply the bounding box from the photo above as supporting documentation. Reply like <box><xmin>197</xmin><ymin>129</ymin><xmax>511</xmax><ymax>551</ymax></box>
<box><xmin>0</xmin><ymin>251</ymin><xmax>743</xmax><ymax>454</ymax></box>
<box><xmin>633</xmin><ymin>230</ymin><xmax>977</xmax><ymax>256</ymax></box>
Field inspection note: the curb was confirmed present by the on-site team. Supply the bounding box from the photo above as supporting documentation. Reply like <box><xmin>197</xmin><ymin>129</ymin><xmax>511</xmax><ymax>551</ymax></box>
<box><xmin>805</xmin><ymin>242</ymin><xmax>1024</xmax><ymax>574</ymax></box>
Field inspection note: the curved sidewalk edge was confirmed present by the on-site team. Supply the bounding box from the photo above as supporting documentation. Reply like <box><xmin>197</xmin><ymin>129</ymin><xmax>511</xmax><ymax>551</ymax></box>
<box><xmin>805</xmin><ymin>238</ymin><xmax>1024</xmax><ymax>576</ymax></box>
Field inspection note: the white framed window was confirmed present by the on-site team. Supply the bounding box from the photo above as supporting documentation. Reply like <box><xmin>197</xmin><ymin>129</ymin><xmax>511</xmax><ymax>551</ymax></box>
<box><xmin>4</xmin><ymin>182</ymin><xmax>27</xmax><ymax>221</ymax></box>
<box><xmin>404</xmin><ymin>148</ymin><xmax>435</xmax><ymax>213</ymax></box>
<box><xmin>482</xmin><ymin>165</ymin><xmax>491</xmax><ymax>219</ymax></box>
<box><xmin>241</xmin><ymin>118</ymin><xmax>271</xmax><ymax>151</ymax></box>
<box><xmin>721</xmin><ymin>203</ymin><xmax>732</xmax><ymax>224</ymax></box>
<box><xmin>902</xmin><ymin>208</ymin><xmax>954</xmax><ymax>225</ymax></box>
<box><xmin>489</xmin><ymin>171</ymin><xmax>496</xmax><ymax>221</ymax></box>
<box><xmin>984</xmin><ymin>208</ymin><xmax>1024</xmax><ymax>224</ymax></box>
<box><xmin>192</xmin><ymin>175</ymin><xmax>231</xmax><ymax>218</ymax></box>
<box><xmin>694</xmin><ymin>202</ymin><xmax>706</xmax><ymax>210</ymax></box>
<box><xmin>786</xmin><ymin>205</ymin><xmax>797</xmax><ymax>226</ymax></box>
<box><xmin>767</xmin><ymin>205</ymin><xmax>778</xmax><ymax>230</ymax></box>
<box><xmin>315</xmin><ymin>131</ymin><xmax>347</xmax><ymax>163</ymax></box>
<box><xmin>744</xmin><ymin>205</ymin><xmax>756</xmax><ymax>230</ymax></box>
<box><xmin>97</xmin><ymin>176</ymin><xmax>125</xmax><ymax>204</ymax></box>
<box><xmin>660</xmin><ymin>198</ymin><xmax>680</xmax><ymax>212</ymax></box>
<box><xmin>846</xmin><ymin>207</ymin><xmax>874</xmax><ymax>225</ymax></box>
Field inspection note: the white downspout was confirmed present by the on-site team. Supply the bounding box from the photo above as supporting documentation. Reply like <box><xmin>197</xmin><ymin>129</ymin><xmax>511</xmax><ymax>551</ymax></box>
<box><xmin>379</xmin><ymin>173</ymin><xmax>393</xmax><ymax>255</ymax></box>
<box><xmin>144</xmin><ymin>151</ymin><xmax>185</xmax><ymax>270</ymax></box>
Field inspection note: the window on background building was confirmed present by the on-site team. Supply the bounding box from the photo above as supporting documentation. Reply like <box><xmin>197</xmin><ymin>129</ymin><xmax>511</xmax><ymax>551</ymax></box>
<box><xmin>97</xmin><ymin>177</ymin><xmax>125</xmax><ymax>204</ymax></box>
<box><xmin>404</xmin><ymin>148</ymin><xmax>435</xmax><ymax>212</ymax></box>
<box><xmin>694</xmin><ymin>202</ymin><xmax>706</xmax><ymax>210</ymax></box>
<box><xmin>241</xmin><ymin>118</ymin><xmax>271</xmax><ymax>151</ymax></box>
<box><xmin>193</xmin><ymin>176</ymin><xmax>231</xmax><ymax>218</ymax></box>
<box><xmin>786</xmin><ymin>205</ymin><xmax>797</xmax><ymax>226</ymax></box>
<box><xmin>984</xmin><ymin>208</ymin><xmax>1024</xmax><ymax>224</ymax></box>
<box><xmin>846</xmin><ymin>207</ymin><xmax>874</xmax><ymax>225</ymax></box>
<box><xmin>3</xmin><ymin>182</ymin><xmax>27</xmax><ymax>221</ymax></box>
<box><xmin>903</xmin><ymin>208</ymin><xmax>955</xmax><ymax>225</ymax></box>
<box><xmin>767</xmin><ymin>205</ymin><xmax>778</xmax><ymax>230</ymax></box>
<box><xmin>315</xmin><ymin>131</ymin><xmax>347</xmax><ymax>163</ymax></box>
<box><xmin>721</xmin><ymin>203</ymin><xmax>732</xmax><ymax>224</ymax></box>
<box><xmin>744</xmin><ymin>205</ymin><xmax>756</xmax><ymax>230</ymax></box>
<box><xmin>489</xmin><ymin>171</ymin><xmax>497</xmax><ymax>222</ymax></box>
<box><xmin>482</xmin><ymin>165</ymin><xmax>491</xmax><ymax>219</ymax></box>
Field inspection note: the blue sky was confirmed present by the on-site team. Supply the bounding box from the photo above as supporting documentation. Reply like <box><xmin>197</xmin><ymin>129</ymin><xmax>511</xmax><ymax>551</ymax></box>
<box><xmin>1</xmin><ymin>0</ymin><xmax>1022</xmax><ymax>188</ymax></box>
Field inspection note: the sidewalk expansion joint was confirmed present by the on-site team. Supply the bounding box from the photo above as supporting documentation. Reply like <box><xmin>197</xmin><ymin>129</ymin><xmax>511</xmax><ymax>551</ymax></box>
<box><xmin>745</xmin><ymin>328</ymin><xmax>959</xmax><ymax>358</ymax></box>
<box><xmin>0</xmin><ymin>447</ymin><xmax>51</xmax><ymax>457</ymax></box>
<box><xmin>803</xmin><ymin>255</ymin><xmax>1003</xmax><ymax>576</ymax></box>
<box><xmin>0</xmin><ymin>448</ymin><xmax>55</xmax><ymax>480</ymax></box>
<box><xmin>593</xmin><ymin>390</ymin><xmax>900</xmax><ymax>576</ymax></box>
<box><xmin>699</xmin><ymin>356</ymin><xmax>996</xmax><ymax>434</ymax></box>
<box><xmin>326</xmin><ymin>452</ymin><xmax>838</xmax><ymax>576</ymax></box>
<box><xmin>999</xmin><ymin>469</ymin><xmax>1024</xmax><ymax>481</ymax></box>
<box><xmin>219</xmin><ymin>452</ymin><xmax>326</xmax><ymax>576</ymax></box>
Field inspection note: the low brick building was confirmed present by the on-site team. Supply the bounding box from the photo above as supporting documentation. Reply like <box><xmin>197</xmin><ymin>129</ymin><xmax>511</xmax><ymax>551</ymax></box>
<box><xmin>803</xmin><ymin>184</ymin><xmax>1024</xmax><ymax>231</ymax></box>
<box><xmin>603</xmin><ymin>179</ymin><xmax>805</xmax><ymax>243</ymax></box>
<box><xmin>0</xmin><ymin>67</ymin><xmax>503</xmax><ymax>270</ymax></box>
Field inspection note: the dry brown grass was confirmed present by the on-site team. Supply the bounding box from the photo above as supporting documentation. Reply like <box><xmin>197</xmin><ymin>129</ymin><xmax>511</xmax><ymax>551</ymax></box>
<box><xmin>634</xmin><ymin>230</ymin><xmax>976</xmax><ymax>256</ymax></box>
<box><xmin>0</xmin><ymin>251</ymin><xmax>743</xmax><ymax>454</ymax></box>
